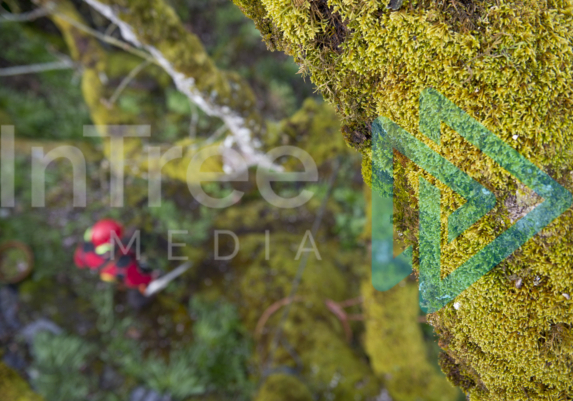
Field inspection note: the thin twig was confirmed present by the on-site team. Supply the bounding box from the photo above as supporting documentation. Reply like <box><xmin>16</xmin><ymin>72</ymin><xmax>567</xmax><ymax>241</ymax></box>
<box><xmin>324</xmin><ymin>299</ymin><xmax>352</xmax><ymax>343</ymax></box>
<box><xmin>0</xmin><ymin>59</ymin><xmax>75</xmax><ymax>76</ymax></box>
<box><xmin>47</xmin><ymin>6</ymin><xmax>157</xmax><ymax>64</ymax></box>
<box><xmin>103</xmin><ymin>22</ymin><xmax>117</xmax><ymax>37</ymax></box>
<box><xmin>264</xmin><ymin>157</ymin><xmax>341</xmax><ymax>373</ymax></box>
<box><xmin>5</xmin><ymin>5</ymin><xmax>156</xmax><ymax>64</ymax></box>
<box><xmin>255</xmin><ymin>296</ymin><xmax>303</xmax><ymax>339</ymax></box>
<box><xmin>104</xmin><ymin>59</ymin><xmax>151</xmax><ymax>106</ymax></box>
<box><xmin>204</xmin><ymin>123</ymin><xmax>229</xmax><ymax>145</ymax></box>
<box><xmin>338</xmin><ymin>296</ymin><xmax>363</xmax><ymax>307</ymax></box>
<box><xmin>189</xmin><ymin>103</ymin><xmax>199</xmax><ymax>139</ymax></box>
<box><xmin>0</xmin><ymin>8</ymin><xmax>49</xmax><ymax>22</ymax></box>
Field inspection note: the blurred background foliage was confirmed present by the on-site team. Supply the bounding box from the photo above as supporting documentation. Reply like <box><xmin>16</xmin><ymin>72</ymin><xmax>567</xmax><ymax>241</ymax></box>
<box><xmin>0</xmin><ymin>0</ymin><xmax>463</xmax><ymax>400</ymax></box>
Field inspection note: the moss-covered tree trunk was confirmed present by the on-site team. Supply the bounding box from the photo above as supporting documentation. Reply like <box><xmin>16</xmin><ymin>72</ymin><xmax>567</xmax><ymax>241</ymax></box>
<box><xmin>232</xmin><ymin>0</ymin><xmax>573</xmax><ymax>399</ymax></box>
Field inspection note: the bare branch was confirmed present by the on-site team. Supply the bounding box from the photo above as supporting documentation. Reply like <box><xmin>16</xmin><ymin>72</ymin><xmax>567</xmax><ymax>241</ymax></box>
<box><xmin>0</xmin><ymin>59</ymin><xmax>75</xmax><ymax>76</ymax></box>
<box><xmin>189</xmin><ymin>103</ymin><xmax>199</xmax><ymax>139</ymax></box>
<box><xmin>204</xmin><ymin>123</ymin><xmax>229</xmax><ymax>146</ymax></box>
<box><xmin>103</xmin><ymin>22</ymin><xmax>116</xmax><ymax>36</ymax></box>
<box><xmin>104</xmin><ymin>59</ymin><xmax>151</xmax><ymax>106</ymax></box>
<box><xmin>0</xmin><ymin>8</ymin><xmax>50</xmax><ymax>22</ymax></box>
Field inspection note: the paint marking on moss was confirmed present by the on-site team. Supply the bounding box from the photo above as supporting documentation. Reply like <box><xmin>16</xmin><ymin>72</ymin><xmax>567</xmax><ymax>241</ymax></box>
<box><xmin>371</xmin><ymin>88</ymin><xmax>573</xmax><ymax>313</ymax></box>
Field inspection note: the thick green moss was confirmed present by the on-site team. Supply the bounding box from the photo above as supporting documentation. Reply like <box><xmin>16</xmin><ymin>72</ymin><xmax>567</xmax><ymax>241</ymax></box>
<box><xmin>361</xmin><ymin>280</ymin><xmax>460</xmax><ymax>401</ymax></box>
<box><xmin>362</xmin><ymin>186</ymin><xmax>461</xmax><ymax>401</ymax></box>
<box><xmin>230</xmin><ymin>233</ymin><xmax>380</xmax><ymax>399</ymax></box>
<box><xmin>233</xmin><ymin>0</ymin><xmax>573</xmax><ymax>399</ymax></box>
<box><xmin>255</xmin><ymin>374</ymin><xmax>313</xmax><ymax>401</ymax></box>
<box><xmin>0</xmin><ymin>362</ymin><xmax>44</xmax><ymax>401</ymax></box>
<box><xmin>271</xmin><ymin>98</ymin><xmax>350</xmax><ymax>166</ymax></box>
<box><xmin>211</xmin><ymin>191</ymin><xmax>380</xmax><ymax>399</ymax></box>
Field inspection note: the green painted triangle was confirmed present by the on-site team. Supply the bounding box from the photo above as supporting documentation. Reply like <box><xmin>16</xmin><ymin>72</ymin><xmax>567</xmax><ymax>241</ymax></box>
<box><xmin>371</xmin><ymin>89</ymin><xmax>573</xmax><ymax>312</ymax></box>
<box><xmin>371</xmin><ymin>103</ymin><xmax>497</xmax><ymax>291</ymax></box>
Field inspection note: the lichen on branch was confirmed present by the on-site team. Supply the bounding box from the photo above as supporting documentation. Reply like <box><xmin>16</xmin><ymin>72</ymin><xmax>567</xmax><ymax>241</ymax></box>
<box><xmin>83</xmin><ymin>0</ymin><xmax>274</xmax><ymax>169</ymax></box>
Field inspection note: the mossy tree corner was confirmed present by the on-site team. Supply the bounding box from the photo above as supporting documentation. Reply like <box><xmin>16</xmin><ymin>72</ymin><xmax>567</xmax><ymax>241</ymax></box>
<box><xmin>232</xmin><ymin>0</ymin><xmax>573</xmax><ymax>399</ymax></box>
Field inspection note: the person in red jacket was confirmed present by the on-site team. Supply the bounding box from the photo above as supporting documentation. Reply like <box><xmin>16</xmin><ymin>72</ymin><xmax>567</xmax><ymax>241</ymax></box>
<box><xmin>74</xmin><ymin>219</ymin><xmax>192</xmax><ymax>302</ymax></box>
<box><xmin>74</xmin><ymin>218</ymin><xmax>156</xmax><ymax>294</ymax></box>
<box><xmin>74</xmin><ymin>219</ymin><xmax>123</xmax><ymax>270</ymax></box>
<box><xmin>99</xmin><ymin>253</ymin><xmax>155</xmax><ymax>293</ymax></box>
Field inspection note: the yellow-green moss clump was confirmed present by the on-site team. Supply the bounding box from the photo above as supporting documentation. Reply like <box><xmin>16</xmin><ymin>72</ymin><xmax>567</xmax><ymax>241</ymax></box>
<box><xmin>0</xmin><ymin>362</ymin><xmax>44</xmax><ymax>401</ymax></box>
<box><xmin>362</xmin><ymin>186</ymin><xmax>461</xmax><ymax>401</ymax></box>
<box><xmin>199</xmin><ymin>121</ymin><xmax>378</xmax><ymax>396</ymax></box>
<box><xmin>212</xmin><ymin>210</ymin><xmax>381</xmax><ymax>399</ymax></box>
<box><xmin>268</xmin><ymin>97</ymin><xmax>350</xmax><ymax>166</ymax></box>
<box><xmin>233</xmin><ymin>0</ymin><xmax>573</xmax><ymax>399</ymax></box>
<box><xmin>362</xmin><ymin>280</ymin><xmax>460</xmax><ymax>401</ymax></box>
<box><xmin>255</xmin><ymin>374</ymin><xmax>314</xmax><ymax>401</ymax></box>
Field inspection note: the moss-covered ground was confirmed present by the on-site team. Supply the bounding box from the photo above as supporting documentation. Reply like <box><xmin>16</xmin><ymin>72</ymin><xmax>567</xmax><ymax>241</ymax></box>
<box><xmin>0</xmin><ymin>0</ymin><xmax>463</xmax><ymax>400</ymax></box>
